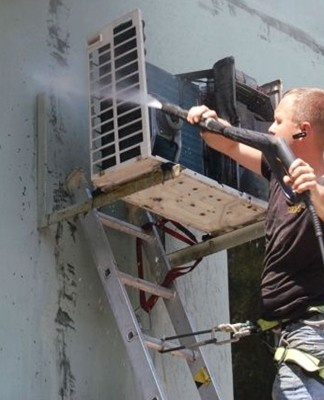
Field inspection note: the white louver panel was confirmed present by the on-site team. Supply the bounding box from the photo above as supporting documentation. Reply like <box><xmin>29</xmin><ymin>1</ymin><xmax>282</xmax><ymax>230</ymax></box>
<box><xmin>87</xmin><ymin>9</ymin><xmax>153</xmax><ymax>188</ymax></box>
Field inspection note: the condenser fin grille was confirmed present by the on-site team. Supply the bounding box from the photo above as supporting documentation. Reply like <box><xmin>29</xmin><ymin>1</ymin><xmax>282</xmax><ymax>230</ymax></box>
<box><xmin>87</xmin><ymin>9</ymin><xmax>150</xmax><ymax>184</ymax></box>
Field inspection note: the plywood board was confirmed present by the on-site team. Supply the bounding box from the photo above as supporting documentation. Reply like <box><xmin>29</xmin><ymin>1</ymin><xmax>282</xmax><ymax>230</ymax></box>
<box><xmin>123</xmin><ymin>166</ymin><xmax>267</xmax><ymax>235</ymax></box>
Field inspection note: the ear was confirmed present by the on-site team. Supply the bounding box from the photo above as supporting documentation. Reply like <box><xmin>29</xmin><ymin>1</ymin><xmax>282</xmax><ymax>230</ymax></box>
<box><xmin>300</xmin><ymin>121</ymin><xmax>311</xmax><ymax>135</ymax></box>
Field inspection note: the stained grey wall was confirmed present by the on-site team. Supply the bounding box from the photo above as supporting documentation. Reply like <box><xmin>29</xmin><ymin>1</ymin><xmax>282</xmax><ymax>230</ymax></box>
<box><xmin>1</xmin><ymin>1</ymin><xmax>324</xmax><ymax>400</ymax></box>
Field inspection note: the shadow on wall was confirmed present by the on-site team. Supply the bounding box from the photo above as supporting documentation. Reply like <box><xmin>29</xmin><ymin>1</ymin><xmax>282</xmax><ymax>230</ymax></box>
<box><xmin>228</xmin><ymin>238</ymin><xmax>276</xmax><ymax>400</ymax></box>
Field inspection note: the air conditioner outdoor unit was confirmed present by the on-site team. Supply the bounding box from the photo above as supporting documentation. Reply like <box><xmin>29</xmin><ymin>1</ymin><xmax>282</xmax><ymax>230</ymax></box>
<box><xmin>86</xmin><ymin>9</ymin><xmax>269</xmax><ymax>235</ymax></box>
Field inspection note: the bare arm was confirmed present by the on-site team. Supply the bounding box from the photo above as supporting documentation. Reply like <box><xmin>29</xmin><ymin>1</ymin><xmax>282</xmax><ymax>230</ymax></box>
<box><xmin>187</xmin><ymin>105</ymin><xmax>263</xmax><ymax>176</ymax></box>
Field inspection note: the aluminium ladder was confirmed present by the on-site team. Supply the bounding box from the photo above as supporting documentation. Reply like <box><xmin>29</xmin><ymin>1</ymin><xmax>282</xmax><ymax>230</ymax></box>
<box><xmin>67</xmin><ymin>170</ymin><xmax>224</xmax><ymax>400</ymax></box>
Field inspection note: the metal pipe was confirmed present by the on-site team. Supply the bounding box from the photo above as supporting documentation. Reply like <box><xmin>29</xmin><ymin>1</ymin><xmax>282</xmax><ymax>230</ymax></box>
<box><xmin>168</xmin><ymin>220</ymin><xmax>265</xmax><ymax>268</ymax></box>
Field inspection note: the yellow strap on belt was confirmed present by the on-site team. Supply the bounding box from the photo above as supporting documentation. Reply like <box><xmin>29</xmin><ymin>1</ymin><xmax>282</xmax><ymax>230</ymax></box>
<box><xmin>194</xmin><ymin>367</ymin><xmax>211</xmax><ymax>386</ymax></box>
<box><xmin>307</xmin><ymin>305</ymin><xmax>324</xmax><ymax>315</ymax></box>
<box><xmin>257</xmin><ymin>318</ymin><xmax>289</xmax><ymax>331</ymax></box>
<box><xmin>257</xmin><ymin>305</ymin><xmax>324</xmax><ymax>332</ymax></box>
<box><xmin>274</xmin><ymin>347</ymin><xmax>324</xmax><ymax>379</ymax></box>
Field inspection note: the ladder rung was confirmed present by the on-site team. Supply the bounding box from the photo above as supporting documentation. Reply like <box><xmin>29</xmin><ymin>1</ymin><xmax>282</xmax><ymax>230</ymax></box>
<box><xmin>97</xmin><ymin>211</ymin><xmax>154</xmax><ymax>242</ymax></box>
<box><xmin>143</xmin><ymin>335</ymin><xmax>198</xmax><ymax>361</ymax></box>
<box><xmin>118</xmin><ymin>271</ymin><xmax>175</xmax><ymax>299</ymax></box>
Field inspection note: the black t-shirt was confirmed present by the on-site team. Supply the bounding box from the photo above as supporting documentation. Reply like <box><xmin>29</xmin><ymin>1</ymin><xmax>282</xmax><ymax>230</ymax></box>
<box><xmin>260</xmin><ymin>159</ymin><xmax>324</xmax><ymax>320</ymax></box>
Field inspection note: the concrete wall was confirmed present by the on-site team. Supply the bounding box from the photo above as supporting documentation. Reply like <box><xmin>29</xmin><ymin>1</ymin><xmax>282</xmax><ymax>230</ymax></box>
<box><xmin>1</xmin><ymin>1</ymin><xmax>324</xmax><ymax>399</ymax></box>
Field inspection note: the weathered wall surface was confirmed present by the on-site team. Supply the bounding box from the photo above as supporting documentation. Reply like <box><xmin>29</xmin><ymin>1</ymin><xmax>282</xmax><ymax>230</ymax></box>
<box><xmin>0</xmin><ymin>1</ymin><xmax>324</xmax><ymax>400</ymax></box>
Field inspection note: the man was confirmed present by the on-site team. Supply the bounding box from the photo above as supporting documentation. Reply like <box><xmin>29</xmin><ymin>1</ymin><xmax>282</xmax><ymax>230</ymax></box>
<box><xmin>187</xmin><ymin>88</ymin><xmax>324</xmax><ymax>399</ymax></box>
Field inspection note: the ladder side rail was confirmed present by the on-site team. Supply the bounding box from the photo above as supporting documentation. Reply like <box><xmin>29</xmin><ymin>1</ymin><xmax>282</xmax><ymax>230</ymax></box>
<box><xmin>70</xmin><ymin>177</ymin><xmax>168</xmax><ymax>400</ymax></box>
<box><xmin>142</xmin><ymin>212</ymin><xmax>223</xmax><ymax>400</ymax></box>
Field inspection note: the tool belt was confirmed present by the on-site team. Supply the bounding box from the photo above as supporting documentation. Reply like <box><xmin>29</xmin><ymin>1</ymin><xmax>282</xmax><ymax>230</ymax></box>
<box><xmin>257</xmin><ymin>305</ymin><xmax>324</xmax><ymax>332</ymax></box>
<box><xmin>263</xmin><ymin>306</ymin><xmax>324</xmax><ymax>381</ymax></box>
<box><xmin>274</xmin><ymin>347</ymin><xmax>324</xmax><ymax>380</ymax></box>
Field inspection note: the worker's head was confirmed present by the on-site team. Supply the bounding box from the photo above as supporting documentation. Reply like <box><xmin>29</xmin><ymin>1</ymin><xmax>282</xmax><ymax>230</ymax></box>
<box><xmin>283</xmin><ymin>88</ymin><xmax>324</xmax><ymax>134</ymax></box>
<box><xmin>269</xmin><ymin>87</ymin><xmax>324</xmax><ymax>144</ymax></box>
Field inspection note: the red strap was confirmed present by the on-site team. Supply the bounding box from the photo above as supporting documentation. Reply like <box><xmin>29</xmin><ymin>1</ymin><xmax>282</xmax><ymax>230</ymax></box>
<box><xmin>137</xmin><ymin>219</ymin><xmax>202</xmax><ymax>312</ymax></box>
<box><xmin>156</xmin><ymin>219</ymin><xmax>198</xmax><ymax>245</ymax></box>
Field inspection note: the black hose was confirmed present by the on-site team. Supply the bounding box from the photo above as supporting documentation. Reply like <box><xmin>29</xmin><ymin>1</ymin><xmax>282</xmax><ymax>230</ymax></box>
<box><xmin>160</xmin><ymin>102</ymin><xmax>324</xmax><ymax>267</ymax></box>
<box><xmin>305</xmin><ymin>197</ymin><xmax>324</xmax><ymax>263</ymax></box>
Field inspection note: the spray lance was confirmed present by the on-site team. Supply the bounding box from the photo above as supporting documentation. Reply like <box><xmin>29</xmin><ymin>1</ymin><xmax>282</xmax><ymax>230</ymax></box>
<box><xmin>159</xmin><ymin>102</ymin><xmax>324</xmax><ymax>264</ymax></box>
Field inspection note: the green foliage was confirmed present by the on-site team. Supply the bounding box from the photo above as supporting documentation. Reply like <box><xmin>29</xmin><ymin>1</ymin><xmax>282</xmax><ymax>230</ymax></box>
<box><xmin>228</xmin><ymin>239</ymin><xmax>276</xmax><ymax>400</ymax></box>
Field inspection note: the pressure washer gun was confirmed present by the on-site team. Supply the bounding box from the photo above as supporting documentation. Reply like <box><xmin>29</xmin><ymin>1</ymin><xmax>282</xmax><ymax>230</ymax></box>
<box><xmin>161</xmin><ymin>102</ymin><xmax>299</xmax><ymax>202</ymax></box>
<box><xmin>160</xmin><ymin>102</ymin><xmax>324</xmax><ymax>263</ymax></box>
